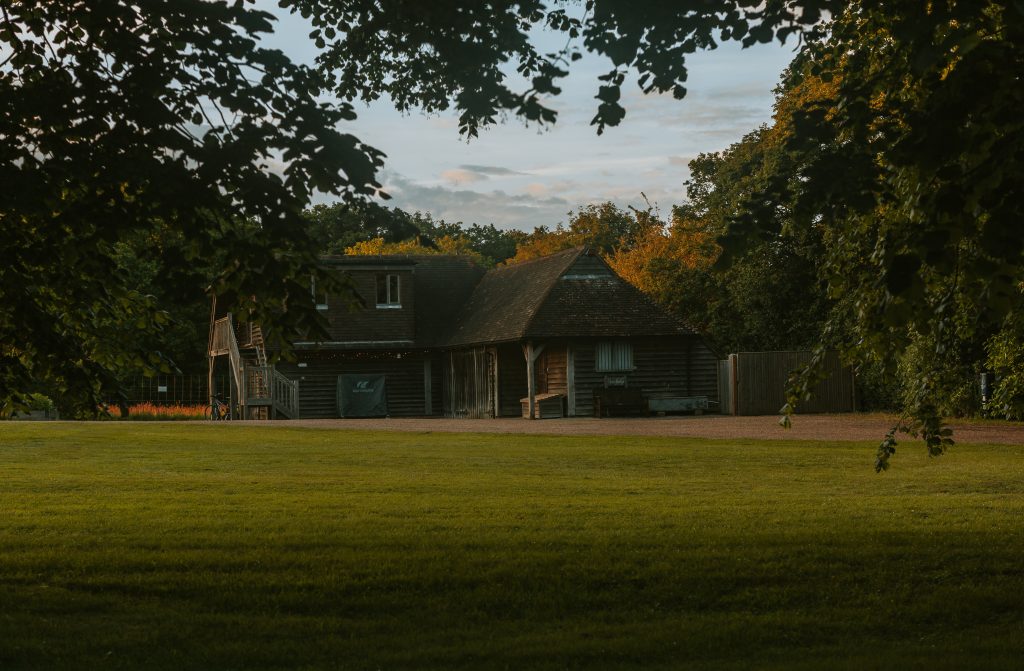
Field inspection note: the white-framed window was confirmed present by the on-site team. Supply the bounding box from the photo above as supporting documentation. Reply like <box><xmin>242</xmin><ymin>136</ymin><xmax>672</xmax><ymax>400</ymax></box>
<box><xmin>376</xmin><ymin>273</ymin><xmax>401</xmax><ymax>308</ymax></box>
<box><xmin>595</xmin><ymin>341</ymin><xmax>634</xmax><ymax>372</ymax></box>
<box><xmin>312</xmin><ymin>277</ymin><xmax>328</xmax><ymax>310</ymax></box>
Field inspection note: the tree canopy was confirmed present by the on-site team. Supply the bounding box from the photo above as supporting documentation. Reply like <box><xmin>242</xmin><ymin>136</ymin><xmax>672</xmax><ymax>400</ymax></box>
<box><xmin>719</xmin><ymin>2</ymin><xmax>1024</xmax><ymax>468</ymax></box>
<box><xmin>5</xmin><ymin>0</ymin><xmax>1022</xmax><ymax>459</ymax></box>
<box><xmin>284</xmin><ymin>0</ymin><xmax>842</xmax><ymax>136</ymax></box>
<box><xmin>1</xmin><ymin>0</ymin><xmax>382</xmax><ymax>415</ymax></box>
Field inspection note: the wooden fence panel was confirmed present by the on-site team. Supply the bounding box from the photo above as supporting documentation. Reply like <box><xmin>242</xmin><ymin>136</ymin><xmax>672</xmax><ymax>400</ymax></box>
<box><xmin>730</xmin><ymin>351</ymin><xmax>855</xmax><ymax>415</ymax></box>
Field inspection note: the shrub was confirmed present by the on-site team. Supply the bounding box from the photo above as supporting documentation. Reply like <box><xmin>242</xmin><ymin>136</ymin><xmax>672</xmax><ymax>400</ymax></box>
<box><xmin>986</xmin><ymin>318</ymin><xmax>1024</xmax><ymax>420</ymax></box>
<box><xmin>120</xmin><ymin>402</ymin><xmax>207</xmax><ymax>421</ymax></box>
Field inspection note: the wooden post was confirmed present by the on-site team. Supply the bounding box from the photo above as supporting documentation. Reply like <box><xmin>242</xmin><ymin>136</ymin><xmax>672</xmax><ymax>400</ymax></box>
<box><xmin>730</xmin><ymin>353</ymin><xmax>739</xmax><ymax>416</ymax></box>
<box><xmin>207</xmin><ymin>356</ymin><xmax>214</xmax><ymax>420</ymax></box>
<box><xmin>525</xmin><ymin>342</ymin><xmax>536</xmax><ymax>419</ymax></box>
<box><xmin>207</xmin><ymin>294</ymin><xmax>217</xmax><ymax>420</ymax></box>
<box><xmin>490</xmin><ymin>347</ymin><xmax>500</xmax><ymax>419</ymax></box>
<box><xmin>566</xmin><ymin>345</ymin><xmax>575</xmax><ymax>417</ymax></box>
<box><xmin>423</xmin><ymin>358</ymin><xmax>432</xmax><ymax>416</ymax></box>
<box><xmin>522</xmin><ymin>342</ymin><xmax>546</xmax><ymax>420</ymax></box>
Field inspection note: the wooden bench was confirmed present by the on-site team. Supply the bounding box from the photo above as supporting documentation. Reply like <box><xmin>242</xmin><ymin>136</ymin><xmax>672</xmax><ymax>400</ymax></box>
<box><xmin>520</xmin><ymin>393</ymin><xmax>565</xmax><ymax>419</ymax></box>
<box><xmin>593</xmin><ymin>388</ymin><xmax>647</xmax><ymax>417</ymax></box>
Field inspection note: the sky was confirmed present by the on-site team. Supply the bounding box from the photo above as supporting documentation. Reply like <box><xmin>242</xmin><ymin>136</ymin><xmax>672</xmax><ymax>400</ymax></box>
<box><xmin>255</xmin><ymin>2</ymin><xmax>798</xmax><ymax>231</ymax></box>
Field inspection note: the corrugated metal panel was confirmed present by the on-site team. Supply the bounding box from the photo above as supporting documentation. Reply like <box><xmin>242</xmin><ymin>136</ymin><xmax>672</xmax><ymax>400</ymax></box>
<box><xmin>733</xmin><ymin>350</ymin><xmax>854</xmax><ymax>415</ymax></box>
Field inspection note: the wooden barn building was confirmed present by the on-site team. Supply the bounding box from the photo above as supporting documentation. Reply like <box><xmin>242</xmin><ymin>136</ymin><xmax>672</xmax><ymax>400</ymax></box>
<box><xmin>208</xmin><ymin>247</ymin><xmax>719</xmax><ymax>419</ymax></box>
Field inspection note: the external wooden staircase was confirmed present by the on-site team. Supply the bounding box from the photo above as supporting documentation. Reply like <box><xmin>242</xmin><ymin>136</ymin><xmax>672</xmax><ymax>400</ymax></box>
<box><xmin>208</xmin><ymin>313</ymin><xmax>299</xmax><ymax>419</ymax></box>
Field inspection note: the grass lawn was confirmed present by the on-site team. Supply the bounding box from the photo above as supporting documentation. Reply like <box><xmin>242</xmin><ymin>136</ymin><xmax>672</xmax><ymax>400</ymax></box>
<box><xmin>1</xmin><ymin>423</ymin><xmax>1023</xmax><ymax>670</ymax></box>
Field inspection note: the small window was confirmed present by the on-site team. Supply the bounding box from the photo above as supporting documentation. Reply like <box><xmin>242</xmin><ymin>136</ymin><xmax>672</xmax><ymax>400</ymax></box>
<box><xmin>595</xmin><ymin>342</ymin><xmax>634</xmax><ymax>372</ymax></box>
<box><xmin>376</xmin><ymin>273</ymin><xmax>401</xmax><ymax>308</ymax></box>
<box><xmin>312</xmin><ymin>277</ymin><xmax>328</xmax><ymax>310</ymax></box>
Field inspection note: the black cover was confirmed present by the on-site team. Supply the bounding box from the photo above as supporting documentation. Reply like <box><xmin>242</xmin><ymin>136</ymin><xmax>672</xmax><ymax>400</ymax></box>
<box><xmin>337</xmin><ymin>374</ymin><xmax>388</xmax><ymax>417</ymax></box>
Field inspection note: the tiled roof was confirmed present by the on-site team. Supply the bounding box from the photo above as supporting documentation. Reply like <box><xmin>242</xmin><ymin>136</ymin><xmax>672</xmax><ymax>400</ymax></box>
<box><xmin>525</xmin><ymin>253</ymin><xmax>691</xmax><ymax>339</ymax></box>
<box><xmin>445</xmin><ymin>247</ymin><xmax>692</xmax><ymax>346</ymax></box>
<box><xmin>444</xmin><ymin>247</ymin><xmax>583</xmax><ymax>346</ymax></box>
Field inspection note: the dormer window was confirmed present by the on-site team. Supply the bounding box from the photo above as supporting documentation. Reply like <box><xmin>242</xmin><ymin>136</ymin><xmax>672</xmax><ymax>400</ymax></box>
<box><xmin>376</xmin><ymin>273</ymin><xmax>401</xmax><ymax>308</ymax></box>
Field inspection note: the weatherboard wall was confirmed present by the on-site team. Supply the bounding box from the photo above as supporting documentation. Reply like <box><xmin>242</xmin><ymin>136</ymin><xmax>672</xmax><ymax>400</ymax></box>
<box><xmin>320</xmin><ymin>268</ymin><xmax>417</xmax><ymax>343</ymax></box>
<box><xmin>571</xmin><ymin>336</ymin><xmax>718</xmax><ymax>416</ymax></box>
<box><xmin>276</xmin><ymin>350</ymin><xmax>440</xmax><ymax>418</ymax></box>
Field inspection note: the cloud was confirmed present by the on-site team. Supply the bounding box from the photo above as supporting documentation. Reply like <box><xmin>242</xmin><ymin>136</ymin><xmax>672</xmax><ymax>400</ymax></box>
<box><xmin>458</xmin><ymin>164</ymin><xmax>528</xmax><ymax>176</ymax></box>
<box><xmin>440</xmin><ymin>169</ymin><xmax>487</xmax><ymax>185</ymax></box>
<box><xmin>529</xmin><ymin>155</ymin><xmax>666</xmax><ymax>178</ymax></box>
<box><xmin>440</xmin><ymin>164</ymin><xmax>529</xmax><ymax>186</ymax></box>
<box><xmin>380</xmin><ymin>172</ymin><xmax>572</xmax><ymax>230</ymax></box>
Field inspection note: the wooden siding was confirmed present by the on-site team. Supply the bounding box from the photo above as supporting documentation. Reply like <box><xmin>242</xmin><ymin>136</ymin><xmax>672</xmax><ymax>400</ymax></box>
<box><xmin>321</xmin><ymin>269</ymin><xmax>416</xmax><ymax>343</ymax></box>
<box><xmin>539</xmin><ymin>345</ymin><xmax>567</xmax><ymax>394</ymax></box>
<box><xmin>731</xmin><ymin>350</ymin><xmax>855</xmax><ymax>415</ymax></box>
<box><xmin>428</xmin><ymin>353</ymin><xmax>444</xmax><ymax>416</ymax></box>
<box><xmin>276</xmin><ymin>350</ymin><xmax>435</xmax><ymax>418</ymax></box>
<box><xmin>572</xmin><ymin>337</ymin><xmax>718</xmax><ymax>416</ymax></box>
<box><xmin>274</xmin><ymin>338</ymin><xmax>718</xmax><ymax>419</ymax></box>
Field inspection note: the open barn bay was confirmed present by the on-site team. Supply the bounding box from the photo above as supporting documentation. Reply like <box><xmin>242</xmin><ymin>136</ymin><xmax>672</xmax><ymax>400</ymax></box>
<box><xmin>1</xmin><ymin>423</ymin><xmax>1023</xmax><ymax>669</ymax></box>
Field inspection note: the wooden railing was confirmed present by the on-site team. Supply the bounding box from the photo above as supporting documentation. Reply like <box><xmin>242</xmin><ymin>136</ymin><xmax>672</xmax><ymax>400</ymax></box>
<box><xmin>211</xmin><ymin>315</ymin><xmax>244</xmax><ymax>406</ymax></box>
<box><xmin>244</xmin><ymin>365</ymin><xmax>271</xmax><ymax>402</ymax></box>
<box><xmin>211</xmin><ymin>313</ymin><xmax>297</xmax><ymax>419</ymax></box>
<box><xmin>245</xmin><ymin>365</ymin><xmax>299</xmax><ymax>418</ymax></box>
<box><xmin>271</xmin><ymin>367</ymin><xmax>299</xmax><ymax>418</ymax></box>
<box><xmin>237</xmin><ymin>321</ymin><xmax>267</xmax><ymax>366</ymax></box>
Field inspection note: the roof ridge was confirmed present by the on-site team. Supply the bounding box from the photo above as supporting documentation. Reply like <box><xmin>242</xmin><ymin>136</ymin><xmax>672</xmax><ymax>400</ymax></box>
<box><xmin>320</xmin><ymin>253</ymin><xmax>484</xmax><ymax>268</ymax></box>
<box><xmin>498</xmin><ymin>245</ymin><xmax>584</xmax><ymax>270</ymax></box>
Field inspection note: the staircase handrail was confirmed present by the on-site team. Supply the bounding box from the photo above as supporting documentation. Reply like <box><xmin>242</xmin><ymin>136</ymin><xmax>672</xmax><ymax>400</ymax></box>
<box><xmin>212</xmin><ymin>315</ymin><xmax>245</xmax><ymax>406</ymax></box>
<box><xmin>271</xmin><ymin>366</ymin><xmax>299</xmax><ymax>418</ymax></box>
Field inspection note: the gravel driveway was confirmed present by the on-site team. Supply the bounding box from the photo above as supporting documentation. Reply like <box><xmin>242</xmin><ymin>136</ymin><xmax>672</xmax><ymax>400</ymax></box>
<box><xmin>275</xmin><ymin>414</ymin><xmax>1024</xmax><ymax>445</ymax></box>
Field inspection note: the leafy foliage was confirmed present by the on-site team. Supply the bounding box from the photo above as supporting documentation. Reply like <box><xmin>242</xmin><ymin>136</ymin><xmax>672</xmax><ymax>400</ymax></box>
<box><xmin>1</xmin><ymin>0</ymin><xmax>384</xmax><ymax>416</ymax></box>
<box><xmin>302</xmin><ymin>202</ymin><xmax>521</xmax><ymax>265</ymax></box>
<box><xmin>721</xmin><ymin>2</ymin><xmax>1024</xmax><ymax>467</ymax></box>
<box><xmin>602</xmin><ymin>122</ymin><xmax>832</xmax><ymax>357</ymax></box>
<box><xmin>302</xmin><ymin>201</ymin><xmax>422</xmax><ymax>254</ymax></box>
<box><xmin>508</xmin><ymin>202</ymin><xmax>659</xmax><ymax>263</ymax></box>
<box><xmin>986</xmin><ymin>301</ymin><xmax>1024</xmax><ymax>420</ymax></box>
<box><xmin>343</xmin><ymin>235</ymin><xmax>486</xmax><ymax>265</ymax></box>
<box><xmin>283</xmin><ymin>0</ymin><xmax>842</xmax><ymax>136</ymax></box>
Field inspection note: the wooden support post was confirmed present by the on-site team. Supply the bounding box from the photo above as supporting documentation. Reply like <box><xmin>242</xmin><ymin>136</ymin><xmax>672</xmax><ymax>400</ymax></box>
<box><xmin>730</xmin><ymin>353</ymin><xmax>739</xmax><ymax>416</ymax></box>
<box><xmin>525</xmin><ymin>342</ymin><xmax>536</xmax><ymax>419</ymax></box>
<box><xmin>423</xmin><ymin>358</ymin><xmax>433</xmax><ymax>416</ymax></box>
<box><xmin>207</xmin><ymin>355</ymin><xmax>214</xmax><ymax>420</ymax></box>
<box><xmin>566</xmin><ymin>345</ymin><xmax>575</xmax><ymax>417</ymax></box>
<box><xmin>490</xmin><ymin>347</ymin><xmax>500</xmax><ymax>419</ymax></box>
<box><xmin>523</xmin><ymin>341</ymin><xmax>546</xmax><ymax>420</ymax></box>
